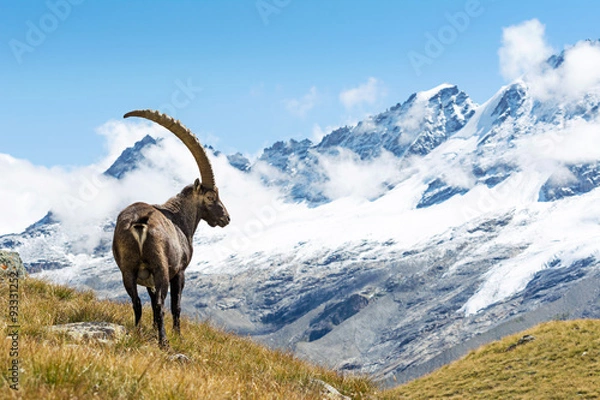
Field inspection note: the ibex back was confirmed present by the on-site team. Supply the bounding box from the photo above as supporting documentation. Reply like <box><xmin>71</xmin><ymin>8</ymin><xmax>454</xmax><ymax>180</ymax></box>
<box><xmin>112</xmin><ymin>110</ymin><xmax>230</xmax><ymax>347</ymax></box>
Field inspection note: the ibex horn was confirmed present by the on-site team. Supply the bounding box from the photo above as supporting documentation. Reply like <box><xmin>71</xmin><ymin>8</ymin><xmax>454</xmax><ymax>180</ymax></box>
<box><xmin>124</xmin><ymin>110</ymin><xmax>216</xmax><ymax>189</ymax></box>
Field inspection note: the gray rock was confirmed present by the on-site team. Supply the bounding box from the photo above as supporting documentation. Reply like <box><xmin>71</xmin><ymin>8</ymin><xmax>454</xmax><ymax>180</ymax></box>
<box><xmin>506</xmin><ymin>334</ymin><xmax>535</xmax><ymax>352</ymax></box>
<box><xmin>309</xmin><ymin>379</ymin><xmax>350</xmax><ymax>400</ymax></box>
<box><xmin>167</xmin><ymin>353</ymin><xmax>192</xmax><ymax>364</ymax></box>
<box><xmin>49</xmin><ymin>322</ymin><xmax>126</xmax><ymax>343</ymax></box>
<box><xmin>0</xmin><ymin>251</ymin><xmax>26</xmax><ymax>278</ymax></box>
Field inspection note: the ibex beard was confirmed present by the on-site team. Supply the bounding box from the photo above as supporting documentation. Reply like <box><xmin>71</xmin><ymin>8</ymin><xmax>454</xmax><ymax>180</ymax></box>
<box><xmin>112</xmin><ymin>110</ymin><xmax>230</xmax><ymax>348</ymax></box>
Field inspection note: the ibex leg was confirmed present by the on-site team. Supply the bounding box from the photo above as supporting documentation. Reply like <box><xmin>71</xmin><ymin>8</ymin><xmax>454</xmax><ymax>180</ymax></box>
<box><xmin>153</xmin><ymin>271</ymin><xmax>170</xmax><ymax>348</ymax></box>
<box><xmin>123</xmin><ymin>271</ymin><xmax>142</xmax><ymax>330</ymax></box>
<box><xmin>170</xmin><ymin>272</ymin><xmax>185</xmax><ymax>335</ymax></box>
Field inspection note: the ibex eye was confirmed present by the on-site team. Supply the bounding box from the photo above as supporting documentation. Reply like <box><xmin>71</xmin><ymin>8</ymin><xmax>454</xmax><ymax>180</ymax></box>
<box><xmin>206</xmin><ymin>192</ymin><xmax>216</xmax><ymax>202</ymax></box>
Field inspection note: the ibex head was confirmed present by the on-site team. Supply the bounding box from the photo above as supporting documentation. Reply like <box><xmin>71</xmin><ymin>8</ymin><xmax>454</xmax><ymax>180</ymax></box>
<box><xmin>192</xmin><ymin>178</ymin><xmax>230</xmax><ymax>227</ymax></box>
<box><xmin>124</xmin><ymin>109</ymin><xmax>230</xmax><ymax>228</ymax></box>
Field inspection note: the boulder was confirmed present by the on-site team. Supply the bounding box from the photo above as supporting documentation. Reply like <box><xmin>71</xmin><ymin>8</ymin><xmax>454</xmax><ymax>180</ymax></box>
<box><xmin>50</xmin><ymin>322</ymin><xmax>126</xmax><ymax>343</ymax></box>
<box><xmin>0</xmin><ymin>251</ymin><xmax>26</xmax><ymax>278</ymax></box>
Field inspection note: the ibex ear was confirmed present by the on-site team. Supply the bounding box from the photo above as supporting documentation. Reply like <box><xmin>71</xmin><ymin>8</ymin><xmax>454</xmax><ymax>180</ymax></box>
<box><xmin>194</xmin><ymin>178</ymin><xmax>201</xmax><ymax>192</ymax></box>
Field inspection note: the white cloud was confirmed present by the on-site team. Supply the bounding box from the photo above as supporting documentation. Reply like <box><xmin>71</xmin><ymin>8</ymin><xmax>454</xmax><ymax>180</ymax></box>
<box><xmin>559</xmin><ymin>42</ymin><xmax>600</xmax><ymax>95</ymax></box>
<box><xmin>316</xmin><ymin>149</ymin><xmax>400</xmax><ymax>201</ymax></box>
<box><xmin>0</xmin><ymin>120</ymin><xmax>187</xmax><ymax>240</ymax></box>
<box><xmin>283</xmin><ymin>86</ymin><xmax>318</xmax><ymax>117</ymax></box>
<box><xmin>311</xmin><ymin>124</ymin><xmax>327</xmax><ymax>143</ymax></box>
<box><xmin>96</xmin><ymin>119</ymin><xmax>167</xmax><ymax>171</ymax></box>
<box><xmin>498</xmin><ymin>19</ymin><xmax>600</xmax><ymax>101</ymax></box>
<box><xmin>398</xmin><ymin>102</ymin><xmax>427</xmax><ymax>133</ymax></box>
<box><xmin>0</xmin><ymin>155</ymin><xmax>71</xmax><ymax>235</ymax></box>
<box><xmin>0</xmin><ymin>118</ymin><xmax>296</xmax><ymax>256</ymax></box>
<box><xmin>527</xmin><ymin>40</ymin><xmax>600</xmax><ymax>100</ymax></box>
<box><xmin>514</xmin><ymin>117</ymin><xmax>600</xmax><ymax>168</ymax></box>
<box><xmin>498</xmin><ymin>19</ymin><xmax>553</xmax><ymax>82</ymax></box>
<box><xmin>339</xmin><ymin>77</ymin><xmax>386</xmax><ymax>110</ymax></box>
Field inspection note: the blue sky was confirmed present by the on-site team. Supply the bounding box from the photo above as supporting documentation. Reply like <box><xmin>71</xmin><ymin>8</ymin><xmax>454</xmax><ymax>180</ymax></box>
<box><xmin>1</xmin><ymin>0</ymin><xmax>600</xmax><ymax>167</ymax></box>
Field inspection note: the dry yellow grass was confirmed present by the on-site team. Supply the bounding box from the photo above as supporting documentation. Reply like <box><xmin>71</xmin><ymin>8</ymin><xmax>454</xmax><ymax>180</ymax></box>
<box><xmin>384</xmin><ymin>319</ymin><xmax>600</xmax><ymax>399</ymax></box>
<box><xmin>0</xmin><ymin>277</ymin><xmax>377</xmax><ymax>399</ymax></box>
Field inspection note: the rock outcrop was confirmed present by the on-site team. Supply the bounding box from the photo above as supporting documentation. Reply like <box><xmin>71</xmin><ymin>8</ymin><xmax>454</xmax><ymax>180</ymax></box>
<box><xmin>49</xmin><ymin>322</ymin><xmax>126</xmax><ymax>344</ymax></box>
<box><xmin>0</xmin><ymin>251</ymin><xmax>26</xmax><ymax>278</ymax></box>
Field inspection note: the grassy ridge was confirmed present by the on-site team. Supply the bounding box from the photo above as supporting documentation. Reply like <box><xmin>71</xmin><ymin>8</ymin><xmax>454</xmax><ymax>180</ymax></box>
<box><xmin>384</xmin><ymin>319</ymin><xmax>600</xmax><ymax>399</ymax></box>
<box><xmin>0</xmin><ymin>278</ymin><xmax>376</xmax><ymax>399</ymax></box>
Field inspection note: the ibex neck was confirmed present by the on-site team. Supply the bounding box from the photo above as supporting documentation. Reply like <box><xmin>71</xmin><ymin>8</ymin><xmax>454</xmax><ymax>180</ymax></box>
<box><xmin>158</xmin><ymin>186</ymin><xmax>201</xmax><ymax>243</ymax></box>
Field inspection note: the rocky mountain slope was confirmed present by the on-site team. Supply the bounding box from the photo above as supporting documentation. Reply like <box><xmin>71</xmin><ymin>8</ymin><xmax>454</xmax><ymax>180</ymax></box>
<box><xmin>3</xmin><ymin>41</ymin><xmax>600</xmax><ymax>386</ymax></box>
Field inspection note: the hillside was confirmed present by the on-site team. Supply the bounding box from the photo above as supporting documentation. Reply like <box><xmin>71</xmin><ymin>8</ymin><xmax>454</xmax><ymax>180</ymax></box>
<box><xmin>385</xmin><ymin>319</ymin><xmax>600</xmax><ymax>399</ymax></box>
<box><xmin>0</xmin><ymin>277</ymin><xmax>375</xmax><ymax>399</ymax></box>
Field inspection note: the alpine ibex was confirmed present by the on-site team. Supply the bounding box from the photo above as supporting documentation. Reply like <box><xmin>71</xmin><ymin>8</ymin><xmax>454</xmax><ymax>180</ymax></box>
<box><xmin>112</xmin><ymin>109</ymin><xmax>230</xmax><ymax>347</ymax></box>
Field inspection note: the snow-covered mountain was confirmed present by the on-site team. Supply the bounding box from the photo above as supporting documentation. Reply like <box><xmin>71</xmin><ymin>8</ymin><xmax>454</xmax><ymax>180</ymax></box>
<box><xmin>4</xmin><ymin>41</ymin><xmax>600</xmax><ymax>387</ymax></box>
<box><xmin>255</xmin><ymin>84</ymin><xmax>476</xmax><ymax>205</ymax></box>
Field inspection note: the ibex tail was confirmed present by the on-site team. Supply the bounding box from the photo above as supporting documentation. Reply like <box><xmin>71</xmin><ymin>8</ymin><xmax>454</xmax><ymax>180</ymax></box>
<box><xmin>130</xmin><ymin>216</ymin><xmax>149</xmax><ymax>255</ymax></box>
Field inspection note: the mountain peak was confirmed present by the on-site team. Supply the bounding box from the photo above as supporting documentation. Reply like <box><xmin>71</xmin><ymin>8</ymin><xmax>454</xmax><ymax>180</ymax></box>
<box><xmin>227</xmin><ymin>152</ymin><xmax>251</xmax><ymax>172</ymax></box>
<box><xmin>259</xmin><ymin>138</ymin><xmax>314</xmax><ymax>171</ymax></box>
<box><xmin>313</xmin><ymin>84</ymin><xmax>475</xmax><ymax>159</ymax></box>
<box><xmin>103</xmin><ymin>135</ymin><xmax>157</xmax><ymax>179</ymax></box>
<box><xmin>249</xmin><ymin>84</ymin><xmax>477</xmax><ymax>205</ymax></box>
<box><xmin>418</xmin><ymin>83</ymin><xmax>458</xmax><ymax>101</ymax></box>
<box><xmin>491</xmin><ymin>81</ymin><xmax>528</xmax><ymax>121</ymax></box>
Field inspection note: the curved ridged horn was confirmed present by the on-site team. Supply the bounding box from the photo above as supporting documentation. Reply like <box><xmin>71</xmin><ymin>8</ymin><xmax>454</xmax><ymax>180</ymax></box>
<box><xmin>124</xmin><ymin>110</ymin><xmax>215</xmax><ymax>189</ymax></box>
